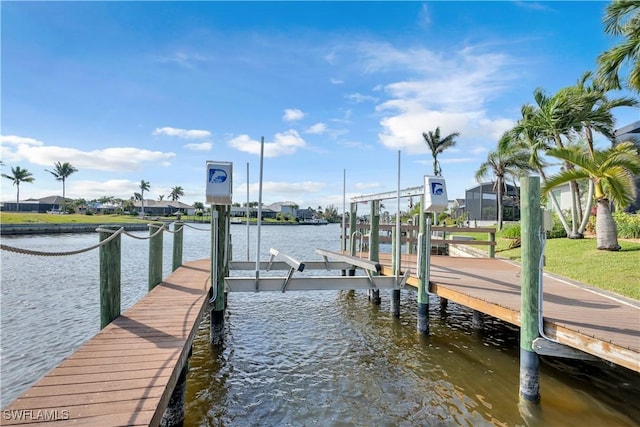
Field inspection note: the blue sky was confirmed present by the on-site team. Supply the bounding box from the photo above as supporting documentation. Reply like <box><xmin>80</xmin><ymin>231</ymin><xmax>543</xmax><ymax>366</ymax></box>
<box><xmin>1</xmin><ymin>1</ymin><xmax>638</xmax><ymax>213</ymax></box>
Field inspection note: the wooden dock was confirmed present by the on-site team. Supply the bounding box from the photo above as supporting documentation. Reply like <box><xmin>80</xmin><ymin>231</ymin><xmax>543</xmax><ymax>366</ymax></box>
<box><xmin>2</xmin><ymin>251</ymin><xmax>638</xmax><ymax>425</ymax></box>
<box><xmin>377</xmin><ymin>252</ymin><xmax>640</xmax><ymax>373</ymax></box>
<box><xmin>1</xmin><ymin>259</ymin><xmax>210</xmax><ymax>426</ymax></box>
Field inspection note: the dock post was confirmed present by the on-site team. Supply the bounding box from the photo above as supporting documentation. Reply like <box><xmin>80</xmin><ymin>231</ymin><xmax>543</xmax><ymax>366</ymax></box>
<box><xmin>99</xmin><ymin>226</ymin><xmax>121</xmax><ymax>329</ymax></box>
<box><xmin>148</xmin><ymin>223</ymin><xmax>164</xmax><ymax>291</ymax></box>
<box><xmin>488</xmin><ymin>230</ymin><xmax>496</xmax><ymax>258</ymax></box>
<box><xmin>160</xmin><ymin>361</ymin><xmax>188</xmax><ymax>427</ymax></box>
<box><xmin>519</xmin><ymin>176</ymin><xmax>541</xmax><ymax>403</ymax></box>
<box><xmin>348</xmin><ymin>202</ymin><xmax>357</xmax><ymax>276</ymax></box>
<box><xmin>172</xmin><ymin>220</ymin><xmax>184</xmax><ymax>271</ymax></box>
<box><xmin>390</xmin><ymin>226</ymin><xmax>400</xmax><ymax>318</ymax></box>
<box><xmin>417</xmin><ymin>198</ymin><xmax>430</xmax><ymax>334</ymax></box>
<box><xmin>472</xmin><ymin>311</ymin><xmax>484</xmax><ymax>330</ymax></box>
<box><xmin>210</xmin><ymin>205</ymin><xmax>227</xmax><ymax>345</ymax></box>
<box><xmin>369</xmin><ymin>200</ymin><xmax>381</xmax><ymax>305</ymax></box>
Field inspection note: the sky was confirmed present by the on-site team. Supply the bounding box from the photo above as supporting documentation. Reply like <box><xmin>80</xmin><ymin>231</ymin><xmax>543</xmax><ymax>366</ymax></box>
<box><xmin>1</xmin><ymin>1</ymin><xmax>638</xmax><ymax>214</ymax></box>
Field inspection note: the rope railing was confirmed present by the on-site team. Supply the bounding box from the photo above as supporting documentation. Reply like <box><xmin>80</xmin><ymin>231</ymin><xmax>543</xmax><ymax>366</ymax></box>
<box><xmin>0</xmin><ymin>221</ymin><xmax>211</xmax><ymax>257</ymax></box>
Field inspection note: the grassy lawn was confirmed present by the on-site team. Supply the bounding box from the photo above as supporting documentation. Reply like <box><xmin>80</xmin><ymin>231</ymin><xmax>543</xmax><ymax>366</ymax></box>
<box><xmin>0</xmin><ymin>212</ymin><xmax>150</xmax><ymax>224</ymax></box>
<box><xmin>497</xmin><ymin>237</ymin><xmax>640</xmax><ymax>301</ymax></box>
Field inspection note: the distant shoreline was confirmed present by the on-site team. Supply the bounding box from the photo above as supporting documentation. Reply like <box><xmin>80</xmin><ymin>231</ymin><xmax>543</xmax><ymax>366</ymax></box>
<box><xmin>0</xmin><ymin>223</ymin><xmax>150</xmax><ymax>236</ymax></box>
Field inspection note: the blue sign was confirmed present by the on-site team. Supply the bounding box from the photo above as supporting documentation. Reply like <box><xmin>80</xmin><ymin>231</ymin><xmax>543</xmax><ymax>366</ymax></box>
<box><xmin>431</xmin><ymin>182</ymin><xmax>444</xmax><ymax>195</ymax></box>
<box><xmin>208</xmin><ymin>168</ymin><xmax>228</xmax><ymax>184</ymax></box>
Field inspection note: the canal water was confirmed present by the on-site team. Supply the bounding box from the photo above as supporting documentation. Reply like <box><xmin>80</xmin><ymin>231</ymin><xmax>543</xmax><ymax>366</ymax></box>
<box><xmin>1</xmin><ymin>223</ymin><xmax>638</xmax><ymax>426</ymax></box>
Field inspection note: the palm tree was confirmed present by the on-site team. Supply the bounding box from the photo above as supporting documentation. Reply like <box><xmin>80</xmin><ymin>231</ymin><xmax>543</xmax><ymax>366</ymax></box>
<box><xmin>508</xmin><ymin>87</ymin><xmax>588</xmax><ymax>237</ymax></box>
<box><xmin>158</xmin><ymin>195</ymin><xmax>165</xmax><ymax>201</ymax></box>
<box><xmin>597</xmin><ymin>0</ymin><xmax>640</xmax><ymax>92</ymax></box>
<box><xmin>139</xmin><ymin>180</ymin><xmax>150</xmax><ymax>215</ymax></box>
<box><xmin>543</xmin><ymin>141</ymin><xmax>640</xmax><ymax>250</ymax></box>
<box><xmin>45</xmin><ymin>161</ymin><xmax>78</xmax><ymax>212</ymax></box>
<box><xmin>169</xmin><ymin>186</ymin><xmax>184</xmax><ymax>201</ymax></box>
<box><xmin>2</xmin><ymin>166</ymin><xmax>35</xmax><ymax>211</ymax></box>
<box><xmin>559</xmin><ymin>72</ymin><xmax>638</xmax><ymax>234</ymax></box>
<box><xmin>475</xmin><ymin>133</ymin><xmax>533</xmax><ymax>230</ymax></box>
<box><xmin>422</xmin><ymin>127</ymin><xmax>460</xmax><ymax>176</ymax></box>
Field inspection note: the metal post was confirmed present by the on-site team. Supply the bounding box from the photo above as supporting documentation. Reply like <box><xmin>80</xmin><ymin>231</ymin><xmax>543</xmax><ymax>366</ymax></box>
<box><xmin>348</xmin><ymin>202</ymin><xmax>357</xmax><ymax>276</ymax></box>
<box><xmin>417</xmin><ymin>199</ymin><xmax>430</xmax><ymax>334</ymax></box>
<box><xmin>148</xmin><ymin>223</ymin><xmax>164</xmax><ymax>291</ymax></box>
<box><xmin>519</xmin><ymin>176</ymin><xmax>541</xmax><ymax>403</ymax></box>
<box><xmin>172</xmin><ymin>220</ymin><xmax>183</xmax><ymax>272</ymax></box>
<box><xmin>99</xmin><ymin>226</ymin><xmax>121</xmax><ymax>329</ymax></box>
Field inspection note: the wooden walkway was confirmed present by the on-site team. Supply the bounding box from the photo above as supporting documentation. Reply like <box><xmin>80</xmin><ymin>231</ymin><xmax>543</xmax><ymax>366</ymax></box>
<box><xmin>1</xmin><ymin>259</ymin><xmax>210</xmax><ymax>426</ymax></box>
<box><xmin>377</xmin><ymin>252</ymin><xmax>640</xmax><ymax>373</ymax></box>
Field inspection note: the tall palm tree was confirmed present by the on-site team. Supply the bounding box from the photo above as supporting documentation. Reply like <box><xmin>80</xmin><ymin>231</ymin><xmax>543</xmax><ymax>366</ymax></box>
<box><xmin>559</xmin><ymin>72</ymin><xmax>638</xmax><ymax>234</ymax></box>
<box><xmin>2</xmin><ymin>166</ymin><xmax>35</xmax><ymax>211</ymax></box>
<box><xmin>139</xmin><ymin>180</ymin><xmax>150</xmax><ymax>216</ymax></box>
<box><xmin>422</xmin><ymin>127</ymin><xmax>460</xmax><ymax>176</ymax></box>
<box><xmin>475</xmin><ymin>133</ymin><xmax>533</xmax><ymax>230</ymax></box>
<box><xmin>170</xmin><ymin>186</ymin><xmax>184</xmax><ymax>201</ymax></box>
<box><xmin>45</xmin><ymin>161</ymin><xmax>78</xmax><ymax>212</ymax></box>
<box><xmin>543</xmin><ymin>141</ymin><xmax>640</xmax><ymax>250</ymax></box>
<box><xmin>509</xmin><ymin>87</ymin><xmax>587</xmax><ymax>237</ymax></box>
<box><xmin>597</xmin><ymin>0</ymin><xmax>640</xmax><ymax>92</ymax></box>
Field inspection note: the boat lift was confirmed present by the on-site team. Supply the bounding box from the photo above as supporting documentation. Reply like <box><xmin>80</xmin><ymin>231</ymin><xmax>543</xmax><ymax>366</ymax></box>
<box><xmin>224</xmin><ymin>247</ymin><xmax>409</xmax><ymax>293</ymax></box>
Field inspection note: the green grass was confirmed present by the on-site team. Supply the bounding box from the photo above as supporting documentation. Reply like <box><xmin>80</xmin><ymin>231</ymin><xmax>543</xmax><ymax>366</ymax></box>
<box><xmin>497</xmin><ymin>238</ymin><xmax>640</xmax><ymax>300</ymax></box>
<box><xmin>0</xmin><ymin>212</ymin><xmax>150</xmax><ymax>225</ymax></box>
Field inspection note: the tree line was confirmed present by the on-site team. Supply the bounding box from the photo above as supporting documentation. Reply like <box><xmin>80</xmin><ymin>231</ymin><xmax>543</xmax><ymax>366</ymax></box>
<box><xmin>420</xmin><ymin>1</ymin><xmax>640</xmax><ymax>251</ymax></box>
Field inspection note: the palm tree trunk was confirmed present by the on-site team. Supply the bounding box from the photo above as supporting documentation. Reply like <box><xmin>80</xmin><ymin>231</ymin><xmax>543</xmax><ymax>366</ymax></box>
<box><xmin>538</xmin><ymin>168</ymin><xmax>571</xmax><ymax>235</ymax></box>
<box><xmin>568</xmin><ymin>178</ymin><xmax>581</xmax><ymax>238</ymax></box>
<box><xmin>16</xmin><ymin>184</ymin><xmax>20</xmax><ymax>211</ymax></box>
<box><xmin>596</xmin><ymin>199</ymin><xmax>620</xmax><ymax>251</ymax></box>
<box><xmin>497</xmin><ymin>179</ymin><xmax>504</xmax><ymax>231</ymax></box>
<box><xmin>578</xmin><ymin>180</ymin><xmax>594</xmax><ymax>235</ymax></box>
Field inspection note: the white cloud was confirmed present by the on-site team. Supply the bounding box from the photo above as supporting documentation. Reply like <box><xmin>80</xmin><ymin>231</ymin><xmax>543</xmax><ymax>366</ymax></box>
<box><xmin>154</xmin><ymin>51</ymin><xmax>209</xmax><ymax>69</ymax></box>
<box><xmin>418</xmin><ymin>4</ymin><xmax>431</xmax><ymax>28</ymax></box>
<box><xmin>152</xmin><ymin>127</ymin><xmax>211</xmax><ymax>139</ymax></box>
<box><xmin>360</xmin><ymin>42</ymin><xmax>517</xmax><ymax>153</ymax></box>
<box><xmin>306</xmin><ymin>123</ymin><xmax>327</xmax><ymax>134</ymax></box>
<box><xmin>184</xmin><ymin>142</ymin><xmax>212</xmax><ymax>151</ymax></box>
<box><xmin>228</xmin><ymin>130</ymin><xmax>307</xmax><ymax>157</ymax></box>
<box><xmin>283</xmin><ymin>109</ymin><xmax>305</xmax><ymax>122</ymax></box>
<box><xmin>330</xmin><ymin>78</ymin><xmax>344</xmax><ymax>85</ymax></box>
<box><xmin>1</xmin><ymin>134</ymin><xmax>175</xmax><ymax>171</ymax></box>
<box><xmin>345</xmin><ymin>93</ymin><xmax>378</xmax><ymax>104</ymax></box>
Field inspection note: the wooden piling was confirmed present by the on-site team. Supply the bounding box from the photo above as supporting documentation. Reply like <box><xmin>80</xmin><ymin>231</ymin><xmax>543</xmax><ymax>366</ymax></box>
<box><xmin>417</xmin><ymin>197</ymin><xmax>429</xmax><ymax>334</ymax></box>
<box><xmin>210</xmin><ymin>205</ymin><xmax>227</xmax><ymax>345</ymax></box>
<box><xmin>160</xmin><ymin>361</ymin><xmax>188</xmax><ymax>427</ymax></box>
<box><xmin>519</xmin><ymin>176</ymin><xmax>541</xmax><ymax>403</ymax></box>
<box><xmin>369</xmin><ymin>200</ymin><xmax>381</xmax><ymax>305</ymax></box>
<box><xmin>172</xmin><ymin>220</ymin><xmax>184</xmax><ymax>271</ymax></box>
<box><xmin>390</xmin><ymin>226</ymin><xmax>400</xmax><ymax>318</ymax></box>
<box><xmin>148</xmin><ymin>223</ymin><xmax>164</xmax><ymax>291</ymax></box>
<box><xmin>99</xmin><ymin>226</ymin><xmax>121</xmax><ymax>329</ymax></box>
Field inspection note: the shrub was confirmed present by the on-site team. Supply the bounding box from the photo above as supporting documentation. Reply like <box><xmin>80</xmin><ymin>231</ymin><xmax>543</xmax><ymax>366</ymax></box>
<box><xmin>548</xmin><ymin>213</ymin><xmax>568</xmax><ymax>239</ymax></box>
<box><xmin>613</xmin><ymin>211</ymin><xmax>640</xmax><ymax>239</ymax></box>
<box><xmin>499</xmin><ymin>223</ymin><xmax>520</xmax><ymax>239</ymax></box>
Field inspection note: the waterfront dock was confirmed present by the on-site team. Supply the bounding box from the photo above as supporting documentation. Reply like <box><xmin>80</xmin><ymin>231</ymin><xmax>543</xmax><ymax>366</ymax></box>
<box><xmin>378</xmin><ymin>253</ymin><xmax>640</xmax><ymax>373</ymax></box>
<box><xmin>1</xmin><ymin>259</ymin><xmax>210</xmax><ymax>426</ymax></box>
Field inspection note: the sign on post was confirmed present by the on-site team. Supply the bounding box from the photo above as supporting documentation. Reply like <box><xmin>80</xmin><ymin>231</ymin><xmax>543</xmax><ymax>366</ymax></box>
<box><xmin>206</xmin><ymin>161</ymin><xmax>233</xmax><ymax>205</ymax></box>
<box><xmin>424</xmin><ymin>176</ymin><xmax>448</xmax><ymax>212</ymax></box>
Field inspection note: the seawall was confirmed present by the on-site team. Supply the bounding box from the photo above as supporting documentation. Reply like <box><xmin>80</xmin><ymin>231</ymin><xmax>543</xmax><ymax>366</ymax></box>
<box><xmin>0</xmin><ymin>223</ymin><xmax>150</xmax><ymax>236</ymax></box>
